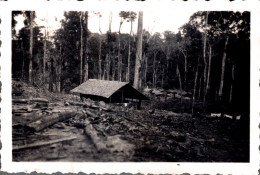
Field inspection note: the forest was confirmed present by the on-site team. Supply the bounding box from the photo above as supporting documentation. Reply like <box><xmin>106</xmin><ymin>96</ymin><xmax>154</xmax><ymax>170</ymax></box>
<box><xmin>11</xmin><ymin>11</ymin><xmax>250</xmax><ymax>162</ymax></box>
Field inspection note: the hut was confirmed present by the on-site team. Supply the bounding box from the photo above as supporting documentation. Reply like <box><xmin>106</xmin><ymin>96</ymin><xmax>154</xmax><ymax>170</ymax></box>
<box><xmin>70</xmin><ymin>79</ymin><xmax>149</xmax><ymax>109</ymax></box>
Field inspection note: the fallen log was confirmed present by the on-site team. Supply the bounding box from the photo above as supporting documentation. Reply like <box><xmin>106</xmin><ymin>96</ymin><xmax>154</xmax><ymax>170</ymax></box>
<box><xmin>66</xmin><ymin>100</ymin><xmax>113</xmax><ymax>112</ymax></box>
<box><xmin>25</xmin><ymin>110</ymin><xmax>84</xmax><ymax>132</ymax></box>
<box><xmin>12</xmin><ymin>99</ymin><xmax>29</xmax><ymax>104</ymax></box>
<box><xmin>30</xmin><ymin>98</ymin><xmax>49</xmax><ymax>103</ymax></box>
<box><xmin>84</xmin><ymin>118</ymin><xmax>107</xmax><ymax>152</ymax></box>
<box><xmin>13</xmin><ymin>136</ymin><xmax>77</xmax><ymax>151</ymax></box>
<box><xmin>66</xmin><ymin>100</ymin><xmax>89</xmax><ymax>107</ymax></box>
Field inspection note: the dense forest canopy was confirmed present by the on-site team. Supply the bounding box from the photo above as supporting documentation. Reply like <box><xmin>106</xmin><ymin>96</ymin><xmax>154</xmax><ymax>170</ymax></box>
<box><xmin>12</xmin><ymin>11</ymin><xmax>250</xmax><ymax>115</ymax></box>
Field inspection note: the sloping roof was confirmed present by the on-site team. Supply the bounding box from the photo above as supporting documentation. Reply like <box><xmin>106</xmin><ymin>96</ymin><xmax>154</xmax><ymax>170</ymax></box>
<box><xmin>70</xmin><ymin>79</ymin><xmax>129</xmax><ymax>98</ymax></box>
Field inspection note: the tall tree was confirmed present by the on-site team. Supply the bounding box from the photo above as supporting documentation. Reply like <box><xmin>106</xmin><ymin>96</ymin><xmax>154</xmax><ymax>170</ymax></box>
<box><xmin>117</xmin><ymin>11</ymin><xmax>128</xmax><ymax>81</ymax></box>
<box><xmin>80</xmin><ymin>12</ymin><xmax>84</xmax><ymax>83</ymax></box>
<box><xmin>28</xmin><ymin>11</ymin><xmax>34</xmax><ymax>84</ymax></box>
<box><xmin>126</xmin><ymin>11</ymin><xmax>137</xmax><ymax>82</ymax></box>
<box><xmin>97</xmin><ymin>13</ymin><xmax>102</xmax><ymax>80</ymax></box>
<box><xmin>218</xmin><ymin>36</ymin><xmax>229</xmax><ymax>101</ymax></box>
<box><xmin>202</xmin><ymin>11</ymin><xmax>209</xmax><ymax>109</ymax></box>
<box><xmin>133</xmin><ymin>11</ymin><xmax>143</xmax><ymax>89</ymax></box>
<box><xmin>83</xmin><ymin>11</ymin><xmax>89</xmax><ymax>82</ymax></box>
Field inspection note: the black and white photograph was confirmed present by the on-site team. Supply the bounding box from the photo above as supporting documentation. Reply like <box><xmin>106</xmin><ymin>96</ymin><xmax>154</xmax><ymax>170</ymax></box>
<box><xmin>11</xmin><ymin>9</ymin><xmax>250</xmax><ymax>162</ymax></box>
<box><xmin>1</xmin><ymin>0</ymin><xmax>260</xmax><ymax>174</ymax></box>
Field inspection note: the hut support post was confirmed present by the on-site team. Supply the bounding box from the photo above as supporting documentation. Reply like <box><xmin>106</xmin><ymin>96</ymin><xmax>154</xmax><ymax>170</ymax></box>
<box><xmin>137</xmin><ymin>99</ymin><xmax>141</xmax><ymax>110</ymax></box>
<box><xmin>121</xmin><ymin>89</ymin><xmax>124</xmax><ymax>103</ymax></box>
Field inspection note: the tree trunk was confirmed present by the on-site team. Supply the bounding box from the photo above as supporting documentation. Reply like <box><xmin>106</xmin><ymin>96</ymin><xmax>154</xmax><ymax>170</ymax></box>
<box><xmin>161</xmin><ymin>67</ymin><xmax>164</xmax><ymax>88</ymax></box>
<box><xmin>184</xmin><ymin>53</ymin><xmax>187</xmax><ymax>90</ymax></box>
<box><xmin>202</xmin><ymin>11</ymin><xmax>209</xmax><ymax>109</ymax></box>
<box><xmin>218</xmin><ymin>36</ymin><xmax>229</xmax><ymax>101</ymax></box>
<box><xmin>49</xmin><ymin>58</ymin><xmax>54</xmax><ymax>92</ymax></box>
<box><xmin>127</xmin><ymin>20</ymin><xmax>133</xmax><ymax>82</ymax></box>
<box><xmin>204</xmin><ymin>46</ymin><xmax>212</xmax><ymax>106</ymax></box>
<box><xmin>133</xmin><ymin>11</ymin><xmax>143</xmax><ymax>89</ymax></box>
<box><xmin>28</xmin><ymin>11</ymin><xmax>34</xmax><ymax>84</ymax></box>
<box><xmin>152</xmin><ymin>52</ymin><xmax>157</xmax><ymax>88</ymax></box>
<box><xmin>144</xmin><ymin>55</ymin><xmax>148</xmax><ymax>85</ymax></box>
<box><xmin>177</xmin><ymin>64</ymin><xmax>183</xmax><ymax>108</ymax></box>
<box><xmin>43</xmin><ymin>27</ymin><xmax>47</xmax><ymax>86</ymax></box>
<box><xmin>80</xmin><ymin>12</ymin><xmax>84</xmax><ymax>83</ymax></box>
<box><xmin>192</xmin><ymin>58</ymin><xmax>199</xmax><ymax>115</ymax></box>
<box><xmin>98</xmin><ymin>15</ymin><xmax>102</xmax><ymax>80</ymax></box>
<box><xmin>118</xmin><ymin>20</ymin><xmax>123</xmax><ymax>82</ymax></box>
<box><xmin>198</xmin><ymin>75</ymin><xmax>202</xmax><ymax>99</ymax></box>
<box><xmin>112</xmin><ymin>45</ymin><xmax>116</xmax><ymax>81</ymax></box>
<box><xmin>83</xmin><ymin>11</ymin><xmax>89</xmax><ymax>82</ymax></box>
<box><xmin>57</xmin><ymin>44</ymin><xmax>62</xmax><ymax>92</ymax></box>
<box><xmin>229</xmin><ymin>63</ymin><xmax>235</xmax><ymax>104</ymax></box>
<box><xmin>21</xmin><ymin>40</ymin><xmax>25</xmax><ymax>80</ymax></box>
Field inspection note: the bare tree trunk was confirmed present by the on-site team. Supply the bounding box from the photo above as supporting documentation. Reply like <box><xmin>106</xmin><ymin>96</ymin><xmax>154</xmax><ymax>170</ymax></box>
<box><xmin>202</xmin><ymin>11</ymin><xmax>209</xmax><ymax>109</ymax></box>
<box><xmin>21</xmin><ymin>40</ymin><xmax>25</xmax><ymax>80</ymax></box>
<box><xmin>49</xmin><ymin>58</ymin><xmax>54</xmax><ymax>92</ymax></box>
<box><xmin>112</xmin><ymin>45</ymin><xmax>116</xmax><ymax>81</ymax></box>
<box><xmin>98</xmin><ymin>40</ymin><xmax>102</xmax><ymax>80</ymax></box>
<box><xmin>57</xmin><ymin>45</ymin><xmax>62</xmax><ymax>92</ymax></box>
<box><xmin>161</xmin><ymin>68</ymin><xmax>164</xmax><ymax>88</ymax></box>
<box><xmin>144</xmin><ymin>55</ymin><xmax>148</xmax><ymax>85</ymax></box>
<box><xmin>29</xmin><ymin>11</ymin><xmax>34</xmax><ymax>84</ymax></box>
<box><xmin>118</xmin><ymin>20</ymin><xmax>123</xmax><ymax>82</ymax></box>
<box><xmin>133</xmin><ymin>11</ymin><xmax>143</xmax><ymax>89</ymax></box>
<box><xmin>177</xmin><ymin>64</ymin><xmax>183</xmax><ymax>108</ymax></box>
<box><xmin>198</xmin><ymin>75</ymin><xmax>202</xmax><ymax>99</ymax></box>
<box><xmin>204</xmin><ymin>46</ymin><xmax>212</xmax><ymax>105</ymax></box>
<box><xmin>127</xmin><ymin>20</ymin><xmax>133</xmax><ymax>82</ymax></box>
<box><xmin>192</xmin><ymin>58</ymin><xmax>199</xmax><ymax>115</ymax></box>
<box><xmin>184</xmin><ymin>54</ymin><xmax>187</xmax><ymax>89</ymax></box>
<box><xmin>43</xmin><ymin>27</ymin><xmax>47</xmax><ymax>86</ymax></box>
<box><xmin>229</xmin><ymin>63</ymin><xmax>235</xmax><ymax>104</ymax></box>
<box><xmin>180</xmin><ymin>50</ymin><xmax>187</xmax><ymax>89</ymax></box>
<box><xmin>83</xmin><ymin>11</ymin><xmax>89</xmax><ymax>82</ymax></box>
<box><xmin>106</xmin><ymin>54</ymin><xmax>110</xmax><ymax>80</ymax></box>
<box><xmin>80</xmin><ymin>12</ymin><xmax>84</xmax><ymax>83</ymax></box>
<box><xmin>218</xmin><ymin>36</ymin><xmax>229</xmax><ymax>101</ymax></box>
<box><xmin>98</xmin><ymin>14</ymin><xmax>102</xmax><ymax>80</ymax></box>
<box><xmin>152</xmin><ymin>52</ymin><xmax>157</xmax><ymax>88</ymax></box>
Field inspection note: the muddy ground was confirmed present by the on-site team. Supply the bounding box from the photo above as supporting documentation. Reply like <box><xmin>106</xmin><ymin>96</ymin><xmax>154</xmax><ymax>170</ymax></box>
<box><xmin>12</xmin><ymin>81</ymin><xmax>249</xmax><ymax>162</ymax></box>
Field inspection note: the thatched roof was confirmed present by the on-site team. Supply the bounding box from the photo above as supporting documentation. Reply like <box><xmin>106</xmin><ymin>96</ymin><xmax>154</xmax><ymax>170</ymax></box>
<box><xmin>71</xmin><ymin>79</ymin><xmax>142</xmax><ymax>99</ymax></box>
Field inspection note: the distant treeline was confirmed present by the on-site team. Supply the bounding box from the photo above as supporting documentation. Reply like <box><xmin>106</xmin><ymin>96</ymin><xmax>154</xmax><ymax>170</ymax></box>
<box><xmin>12</xmin><ymin>11</ymin><xmax>250</xmax><ymax>114</ymax></box>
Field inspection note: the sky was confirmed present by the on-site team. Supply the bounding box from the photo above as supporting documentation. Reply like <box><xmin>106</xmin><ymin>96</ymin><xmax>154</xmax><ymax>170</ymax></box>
<box><xmin>14</xmin><ymin>9</ymin><xmax>197</xmax><ymax>36</ymax></box>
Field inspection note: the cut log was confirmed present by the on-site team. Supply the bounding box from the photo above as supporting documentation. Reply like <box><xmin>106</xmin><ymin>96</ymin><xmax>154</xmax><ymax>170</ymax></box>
<box><xmin>12</xmin><ymin>99</ymin><xmax>29</xmax><ymax>104</ymax></box>
<box><xmin>84</xmin><ymin>118</ymin><xmax>107</xmax><ymax>152</ymax></box>
<box><xmin>25</xmin><ymin>110</ymin><xmax>83</xmax><ymax>132</ymax></box>
<box><xmin>30</xmin><ymin>98</ymin><xmax>49</xmax><ymax>103</ymax></box>
<box><xmin>66</xmin><ymin>100</ymin><xmax>89</xmax><ymax>107</ymax></box>
<box><xmin>13</xmin><ymin>98</ymin><xmax>49</xmax><ymax>104</ymax></box>
<box><xmin>13</xmin><ymin>136</ymin><xmax>77</xmax><ymax>151</ymax></box>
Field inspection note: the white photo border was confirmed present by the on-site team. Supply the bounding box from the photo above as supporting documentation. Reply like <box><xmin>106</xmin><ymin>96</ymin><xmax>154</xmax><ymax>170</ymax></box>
<box><xmin>0</xmin><ymin>0</ymin><xmax>259</xmax><ymax>174</ymax></box>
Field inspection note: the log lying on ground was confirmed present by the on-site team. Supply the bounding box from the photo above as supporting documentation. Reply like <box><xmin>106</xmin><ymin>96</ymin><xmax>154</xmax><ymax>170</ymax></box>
<box><xmin>66</xmin><ymin>100</ymin><xmax>89</xmax><ymax>107</ymax></box>
<box><xmin>13</xmin><ymin>98</ymin><xmax>49</xmax><ymax>104</ymax></box>
<box><xmin>30</xmin><ymin>98</ymin><xmax>49</xmax><ymax>103</ymax></box>
<box><xmin>12</xmin><ymin>99</ymin><xmax>29</xmax><ymax>104</ymax></box>
<box><xmin>84</xmin><ymin>118</ymin><xmax>107</xmax><ymax>152</ymax></box>
<box><xmin>66</xmin><ymin>100</ymin><xmax>113</xmax><ymax>112</ymax></box>
<box><xmin>83</xmin><ymin>118</ymin><xmax>135</xmax><ymax>157</ymax></box>
<box><xmin>13</xmin><ymin>136</ymin><xmax>77</xmax><ymax>151</ymax></box>
<box><xmin>25</xmin><ymin>110</ymin><xmax>84</xmax><ymax>132</ymax></box>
